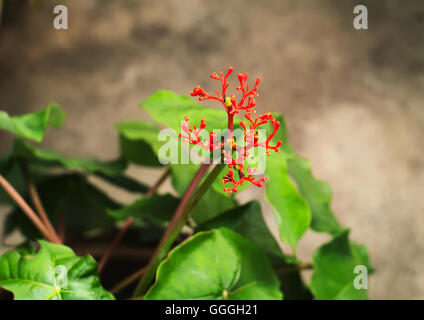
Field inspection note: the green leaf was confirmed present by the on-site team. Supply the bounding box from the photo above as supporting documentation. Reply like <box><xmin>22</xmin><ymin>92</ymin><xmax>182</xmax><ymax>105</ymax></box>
<box><xmin>197</xmin><ymin>201</ymin><xmax>285</xmax><ymax>263</ymax></box>
<box><xmin>107</xmin><ymin>193</ymin><xmax>180</xmax><ymax>226</ymax></box>
<box><xmin>0</xmin><ymin>240</ymin><xmax>114</xmax><ymax>300</ymax></box>
<box><xmin>12</xmin><ymin>139</ymin><xmax>127</xmax><ymax>176</ymax></box>
<box><xmin>141</xmin><ymin>90</ymin><xmax>232</xmax><ymax>133</ymax></box>
<box><xmin>95</xmin><ymin>172</ymin><xmax>149</xmax><ymax>194</ymax></box>
<box><xmin>212</xmin><ymin>164</ymin><xmax>251</xmax><ymax>195</ymax></box>
<box><xmin>265</xmin><ymin>152</ymin><xmax>311</xmax><ymax>254</ymax></box>
<box><xmin>270</xmin><ymin>113</ymin><xmax>341</xmax><ymax>234</ymax></box>
<box><xmin>145</xmin><ymin>228</ymin><xmax>282</xmax><ymax>300</ymax></box>
<box><xmin>288</xmin><ymin>155</ymin><xmax>341</xmax><ymax>233</ymax></box>
<box><xmin>116</xmin><ymin>121</ymin><xmax>164</xmax><ymax>167</ymax></box>
<box><xmin>0</xmin><ymin>104</ymin><xmax>65</xmax><ymax>142</ymax></box>
<box><xmin>0</xmin><ymin>157</ymin><xmax>29</xmax><ymax>205</ymax></box>
<box><xmin>310</xmin><ymin>229</ymin><xmax>372</xmax><ymax>300</ymax></box>
<box><xmin>171</xmin><ymin>163</ymin><xmax>236</xmax><ymax>224</ymax></box>
<box><xmin>277</xmin><ymin>270</ymin><xmax>313</xmax><ymax>300</ymax></box>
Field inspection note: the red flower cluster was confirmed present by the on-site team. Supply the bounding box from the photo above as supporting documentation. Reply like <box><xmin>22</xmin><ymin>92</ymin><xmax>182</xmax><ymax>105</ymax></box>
<box><xmin>181</xmin><ymin>67</ymin><xmax>282</xmax><ymax>195</ymax></box>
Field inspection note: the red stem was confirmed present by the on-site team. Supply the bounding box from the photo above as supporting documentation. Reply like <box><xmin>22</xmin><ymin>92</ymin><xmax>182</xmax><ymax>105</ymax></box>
<box><xmin>0</xmin><ymin>174</ymin><xmax>60</xmax><ymax>244</ymax></box>
<box><xmin>19</xmin><ymin>161</ymin><xmax>61</xmax><ymax>243</ymax></box>
<box><xmin>98</xmin><ymin>217</ymin><xmax>134</xmax><ymax>273</ymax></box>
<box><xmin>133</xmin><ymin>162</ymin><xmax>212</xmax><ymax>296</ymax></box>
<box><xmin>98</xmin><ymin>167</ymin><xmax>171</xmax><ymax>273</ymax></box>
<box><xmin>58</xmin><ymin>209</ymin><xmax>65</xmax><ymax>243</ymax></box>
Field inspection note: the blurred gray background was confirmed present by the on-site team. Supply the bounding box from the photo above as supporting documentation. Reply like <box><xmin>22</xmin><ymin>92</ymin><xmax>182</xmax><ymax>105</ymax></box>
<box><xmin>0</xmin><ymin>0</ymin><xmax>423</xmax><ymax>299</ymax></box>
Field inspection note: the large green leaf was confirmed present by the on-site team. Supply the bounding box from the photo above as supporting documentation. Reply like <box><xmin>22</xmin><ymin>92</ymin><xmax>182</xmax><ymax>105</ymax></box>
<box><xmin>0</xmin><ymin>104</ymin><xmax>65</xmax><ymax>142</ymax></box>
<box><xmin>0</xmin><ymin>157</ymin><xmax>36</xmax><ymax>204</ymax></box>
<box><xmin>265</xmin><ymin>151</ymin><xmax>311</xmax><ymax>254</ymax></box>
<box><xmin>171</xmin><ymin>163</ymin><xmax>236</xmax><ymax>224</ymax></box>
<box><xmin>0</xmin><ymin>240</ymin><xmax>114</xmax><ymax>300</ymax></box>
<box><xmin>141</xmin><ymin>90</ymin><xmax>233</xmax><ymax>133</ymax></box>
<box><xmin>268</xmin><ymin>113</ymin><xmax>341</xmax><ymax>234</ymax></box>
<box><xmin>212</xmin><ymin>164</ymin><xmax>251</xmax><ymax>195</ymax></box>
<box><xmin>12</xmin><ymin>139</ymin><xmax>127</xmax><ymax>176</ymax></box>
<box><xmin>116</xmin><ymin>121</ymin><xmax>164</xmax><ymax>167</ymax></box>
<box><xmin>310</xmin><ymin>229</ymin><xmax>372</xmax><ymax>300</ymax></box>
<box><xmin>288</xmin><ymin>155</ymin><xmax>341</xmax><ymax>233</ymax></box>
<box><xmin>0</xmin><ymin>139</ymin><xmax>132</xmax><ymax>204</ymax></box>
<box><xmin>277</xmin><ymin>270</ymin><xmax>313</xmax><ymax>300</ymax></box>
<box><xmin>145</xmin><ymin>228</ymin><xmax>282</xmax><ymax>300</ymax></box>
<box><xmin>197</xmin><ymin>201</ymin><xmax>285</xmax><ymax>264</ymax></box>
<box><xmin>107</xmin><ymin>193</ymin><xmax>180</xmax><ymax>226</ymax></box>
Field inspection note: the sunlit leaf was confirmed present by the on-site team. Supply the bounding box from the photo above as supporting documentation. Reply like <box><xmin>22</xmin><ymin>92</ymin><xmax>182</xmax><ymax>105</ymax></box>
<box><xmin>145</xmin><ymin>228</ymin><xmax>282</xmax><ymax>300</ymax></box>
<box><xmin>0</xmin><ymin>104</ymin><xmax>65</xmax><ymax>142</ymax></box>
<box><xmin>0</xmin><ymin>240</ymin><xmax>114</xmax><ymax>300</ymax></box>
<box><xmin>288</xmin><ymin>155</ymin><xmax>341</xmax><ymax>233</ymax></box>
<box><xmin>265</xmin><ymin>152</ymin><xmax>311</xmax><ymax>254</ymax></box>
<box><xmin>310</xmin><ymin>229</ymin><xmax>372</xmax><ymax>300</ymax></box>
<box><xmin>116</xmin><ymin>121</ymin><xmax>164</xmax><ymax>167</ymax></box>
<box><xmin>12</xmin><ymin>139</ymin><xmax>127</xmax><ymax>176</ymax></box>
<box><xmin>171</xmin><ymin>163</ymin><xmax>236</xmax><ymax>224</ymax></box>
<box><xmin>198</xmin><ymin>201</ymin><xmax>285</xmax><ymax>264</ymax></box>
<box><xmin>267</xmin><ymin>113</ymin><xmax>341</xmax><ymax>234</ymax></box>
<box><xmin>141</xmin><ymin>90</ymin><xmax>233</xmax><ymax>133</ymax></box>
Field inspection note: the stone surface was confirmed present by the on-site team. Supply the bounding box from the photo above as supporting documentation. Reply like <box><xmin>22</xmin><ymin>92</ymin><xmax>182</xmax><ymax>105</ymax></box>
<box><xmin>0</xmin><ymin>0</ymin><xmax>423</xmax><ymax>299</ymax></box>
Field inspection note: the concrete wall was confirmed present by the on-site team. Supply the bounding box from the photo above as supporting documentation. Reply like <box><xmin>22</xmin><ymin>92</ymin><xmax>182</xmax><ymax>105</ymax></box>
<box><xmin>0</xmin><ymin>0</ymin><xmax>423</xmax><ymax>299</ymax></box>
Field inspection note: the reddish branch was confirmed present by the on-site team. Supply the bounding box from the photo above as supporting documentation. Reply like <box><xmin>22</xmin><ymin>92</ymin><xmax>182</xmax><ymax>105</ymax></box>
<box><xmin>133</xmin><ymin>162</ymin><xmax>212</xmax><ymax>296</ymax></box>
<box><xmin>19</xmin><ymin>161</ymin><xmax>61</xmax><ymax>243</ymax></box>
<box><xmin>98</xmin><ymin>167</ymin><xmax>171</xmax><ymax>273</ymax></box>
<box><xmin>0</xmin><ymin>174</ymin><xmax>61</xmax><ymax>244</ymax></box>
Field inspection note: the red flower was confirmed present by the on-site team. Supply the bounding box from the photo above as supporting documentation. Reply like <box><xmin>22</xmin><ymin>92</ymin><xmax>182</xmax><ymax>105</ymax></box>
<box><xmin>185</xmin><ymin>67</ymin><xmax>282</xmax><ymax>195</ymax></box>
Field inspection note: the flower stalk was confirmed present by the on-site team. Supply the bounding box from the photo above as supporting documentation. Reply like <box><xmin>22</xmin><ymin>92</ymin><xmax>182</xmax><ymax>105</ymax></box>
<box><xmin>98</xmin><ymin>167</ymin><xmax>171</xmax><ymax>273</ymax></box>
<box><xmin>133</xmin><ymin>162</ymin><xmax>226</xmax><ymax>297</ymax></box>
<box><xmin>19</xmin><ymin>160</ymin><xmax>61</xmax><ymax>244</ymax></box>
<box><xmin>132</xmin><ymin>67</ymin><xmax>281</xmax><ymax>297</ymax></box>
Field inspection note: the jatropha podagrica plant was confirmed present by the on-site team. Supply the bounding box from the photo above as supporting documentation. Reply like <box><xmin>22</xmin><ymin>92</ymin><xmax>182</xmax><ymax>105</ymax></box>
<box><xmin>0</xmin><ymin>65</ymin><xmax>372</xmax><ymax>301</ymax></box>
<box><xmin>180</xmin><ymin>67</ymin><xmax>283</xmax><ymax>194</ymax></box>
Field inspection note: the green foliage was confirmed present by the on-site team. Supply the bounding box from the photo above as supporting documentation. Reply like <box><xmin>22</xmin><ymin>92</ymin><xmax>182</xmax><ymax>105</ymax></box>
<box><xmin>0</xmin><ymin>240</ymin><xmax>114</xmax><ymax>300</ymax></box>
<box><xmin>145</xmin><ymin>228</ymin><xmax>282</xmax><ymax>300</ymax></box>
<box><xmin>94</xmin><ymin>172</ymin><xmax>149</xmax><ymax>194</ymax></box>
<box><xmin>0</xmin><ymin>157</ymin><xmax>46</xmax><ymax>205</ymax></box>
<box><xmin>310</xmin><ymin>229</ymin><xmax>371</xmax><ymax>300</ymax></box>
<box><xmin>265</xmin><ymin>151</ymin><xmax>311</xmax><ymax>254</ymax></box>
<box><xmin>0</xmin><ymin>94</ymin><xmax>372</xmax><ymax>301</ymax></box>
<box><xmin>12</xmin><ymin>139</ymin><xmax>127</xmax><ymax>176</ymax></box>
<box><xmin>141</xmin><ymin>90</ymin><xmax>230</xmax><ymax>133</ymax></box>
<box><xmin>107</xmin><ymin>193</ymin><xmax>180</xmax><ymax>226</ymax></box>
<box><xmin>197</xmin><ymin>201</ymin><xmax>285</xmax><ymax>263</ymax></box>
<box><xmin>270</xmin><ymin>113</ymin><xmax>342</xmax><ymax>234</ymax></box>
<box><xmin>277</xmin><ymin>270</ymin><xmax>313</xmax><ymax>300</ymax></box>
<box><xmin>171</xmin><ymin>163</ymin><xmax>237</xmax><ymax>224</ymax></box>
<box><xmin>0</xmin><ymin>104</ymin><xmax>65</xmax><ymax>142</ymax></box>
<box><xmin>5</xmin><ymin>174</ymin><xmax>119</xmax><ymax>238</ymax></box>
<box><xmin>288</xmin><ymin>155</ymin><xmax>341</xmax><ymax>233</ymax></box>
<box><xmin>116</xmin><ymin>121</ymin><xmax>164</xmax><ymax>167</ymax></box>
